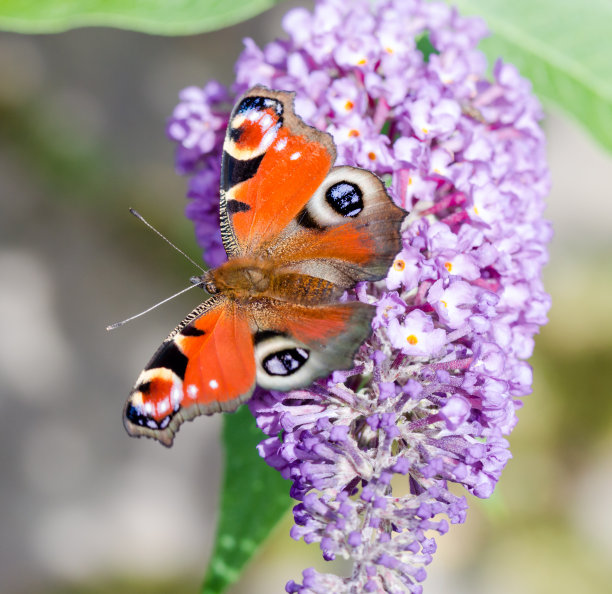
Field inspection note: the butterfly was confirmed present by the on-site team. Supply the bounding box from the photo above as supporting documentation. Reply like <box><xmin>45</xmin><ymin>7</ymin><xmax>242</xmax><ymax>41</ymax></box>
<box><xmin>124</xmin><ymin>86</ymin><xmax>406</xmax><ymax>446</ymax></box>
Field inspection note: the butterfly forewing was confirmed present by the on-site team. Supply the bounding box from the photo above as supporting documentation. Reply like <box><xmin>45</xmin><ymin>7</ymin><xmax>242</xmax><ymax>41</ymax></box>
<box><xmin>220</xmin><ymin>87</ymin><xmax>336</xmax><ymax>256</ymax></box>
<box><xmin>124</xmin><ymin>297</ymin><xmax>256</xmax><ymax>446</ymax></box>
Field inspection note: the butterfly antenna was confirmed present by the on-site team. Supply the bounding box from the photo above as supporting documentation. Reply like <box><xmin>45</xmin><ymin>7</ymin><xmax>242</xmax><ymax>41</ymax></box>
<box><xmin>128</xmin><ymin>208</ymin><xmax>206</xmax><ymax>273</ymax></box>
<box><xmin>106</xmin><ymin>281</ymin><xmax>204</xmax><ymax>331</ymax></box>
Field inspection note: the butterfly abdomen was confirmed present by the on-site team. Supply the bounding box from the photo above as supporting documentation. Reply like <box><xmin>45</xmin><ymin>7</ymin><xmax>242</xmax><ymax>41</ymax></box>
<box><xmin>268</xmin><ymin>272</ymin><xmax>340</xmax><ymax>305</ymax></box>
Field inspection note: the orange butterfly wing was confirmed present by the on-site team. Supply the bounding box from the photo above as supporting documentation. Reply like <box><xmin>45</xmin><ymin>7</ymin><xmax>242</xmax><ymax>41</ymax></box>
<box><xmin>220</xmin><ymin>87</ymin><xmax>404</xmax><ymax>286</ymax></box>
<box><xmin>124</xmin><ymin>297</ymin><xmax>255</xmax><ymax>447</ymax></box>
<box><xmin>220</xmin><ymin>87</ymin><xmax>336</xmax><ymax>255</ymax></box>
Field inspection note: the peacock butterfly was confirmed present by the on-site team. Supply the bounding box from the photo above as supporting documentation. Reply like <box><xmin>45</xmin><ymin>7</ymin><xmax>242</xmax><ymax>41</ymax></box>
<box><xmin>124</xmin><ymin>86</ymin><xmax>406</xmax><ymax>446</ymax></box>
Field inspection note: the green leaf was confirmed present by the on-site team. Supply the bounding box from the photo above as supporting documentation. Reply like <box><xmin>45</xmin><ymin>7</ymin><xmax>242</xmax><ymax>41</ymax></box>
<box><xmin>448</xmin><ymin>0</ymin><xmax>612</xmax><ymax>153</ymax></box>
<box><xmin>416</xmin><ymin>31</ymin><xmax>439</xmax><ymax>63</ymax></box>
<box><xmin>202</xmin><ymin>405</ymin><xmax>292</xmax><ymax>594</ymax></box>
<box><xmin>0</xmin><ymin>0</ymin><xmax>282</xmax><ymax>35</ymax></box>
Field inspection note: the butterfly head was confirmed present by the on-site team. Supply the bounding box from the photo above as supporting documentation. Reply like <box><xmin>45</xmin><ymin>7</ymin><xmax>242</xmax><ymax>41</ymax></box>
<box><xmin>190</xmin><ymin>271</ymin><xmax>220</xmax><ymax>295</ymax></box>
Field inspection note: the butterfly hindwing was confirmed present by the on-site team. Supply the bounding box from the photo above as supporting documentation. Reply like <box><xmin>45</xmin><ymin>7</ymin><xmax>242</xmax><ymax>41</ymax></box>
<box><xmin>220</xmin><ymin>86</ymin><xmax>336</xmax><ymax>256</ymax></box>
<box><xmin>124</xmin><ymin>296</ymin><xmax>256</xmax><ymax>447</ymax></box>
<box><xmin>272</xmin><ymin>165</ymin><xmax>406</xmax><ymax>288</ymax></box>
<box><xmin>250</xmin><ymin>299</ymin><xmax>375</xmax><ymax>392</ymax></box>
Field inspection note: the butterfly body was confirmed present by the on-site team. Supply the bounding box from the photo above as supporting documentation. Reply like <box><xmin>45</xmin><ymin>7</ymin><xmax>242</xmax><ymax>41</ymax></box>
<box><xmin>125</xmin><ymin>86</ymin><xmax>405</xmax><ymax>446</ymax></box>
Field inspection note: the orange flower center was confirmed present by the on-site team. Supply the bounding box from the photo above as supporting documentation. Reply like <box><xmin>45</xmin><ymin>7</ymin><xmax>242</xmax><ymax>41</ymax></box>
<box><xmin>407</xmin><ymin>334</ymin><xmax>418</xmax><ymax>345</ymax></box>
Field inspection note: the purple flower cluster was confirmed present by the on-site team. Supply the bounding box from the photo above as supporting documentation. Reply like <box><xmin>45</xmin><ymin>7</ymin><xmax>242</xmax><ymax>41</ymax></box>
<box><xmin>167</xmin><ymin>81</ymin><xmax>231</xmax><ymax>267</ymax></box>
<box><xmin>167</xmin><ymin>0</ymin><xmax>551</xmax><ymax>591</ymax></box>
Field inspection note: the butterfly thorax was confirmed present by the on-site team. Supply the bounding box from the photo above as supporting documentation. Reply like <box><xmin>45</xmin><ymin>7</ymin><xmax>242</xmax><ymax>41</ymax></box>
<box><xmin>203</xmin><ymin>257</ymin><xmax>273</xmax><ymax>299</ymax></box>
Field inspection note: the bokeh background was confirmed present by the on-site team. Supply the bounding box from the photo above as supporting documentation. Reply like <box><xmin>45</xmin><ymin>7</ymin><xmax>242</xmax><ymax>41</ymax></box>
<box><xmin>1</xmin><ymin>1</ymin><xmax>611</xmax><ymax>592</ymax></box>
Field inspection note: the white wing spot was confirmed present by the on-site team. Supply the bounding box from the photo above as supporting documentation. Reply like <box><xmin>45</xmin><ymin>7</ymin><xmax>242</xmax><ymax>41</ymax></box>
<box><xmin>170</xmin><ymin>386</ymin><xmax>183</xmax><ymax>406</ymax></box>
<box><xmin>260</xmin><ymin>126</ymin><xmax>279</xmax><ymax>151</ymax></box>
<box><xmin>290</xmin><ymin>152</ymin><xmax>301</xmax><ymax>160</ymax></box>
<box><xmin>187</xmin><ymin>384</ymin><xmax>199</xmax><ymax>399</ymax></box>
<box><xmin>275</xmin><ymin>137</ymin><xmax>288</xmax><ymax>151</ymax></box>
<box><xmin>209</xmin><ymin>379</ymin><xmax>219</xmax><ymax>390</ymax></box>
<box><xmin>143</xmin><ymin>402</ymin><xmax>154</xmax><ymax>415</ymax></box>
<box><xmin>157</xmin><ymin>398</ymin><xmax>170</xmax><ymax>414</ymax></box>
<box><xmin>259</xmin><ymin>113</ymin><xmax>273</xmax><ymax>129</ymax></box>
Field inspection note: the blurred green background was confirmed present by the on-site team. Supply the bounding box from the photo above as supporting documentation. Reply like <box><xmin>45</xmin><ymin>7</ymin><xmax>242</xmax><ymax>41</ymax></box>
<box><xmin>1</xmin><ymin>1</ymin><xmax>611</xmax><ymax>592</ymax></box>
